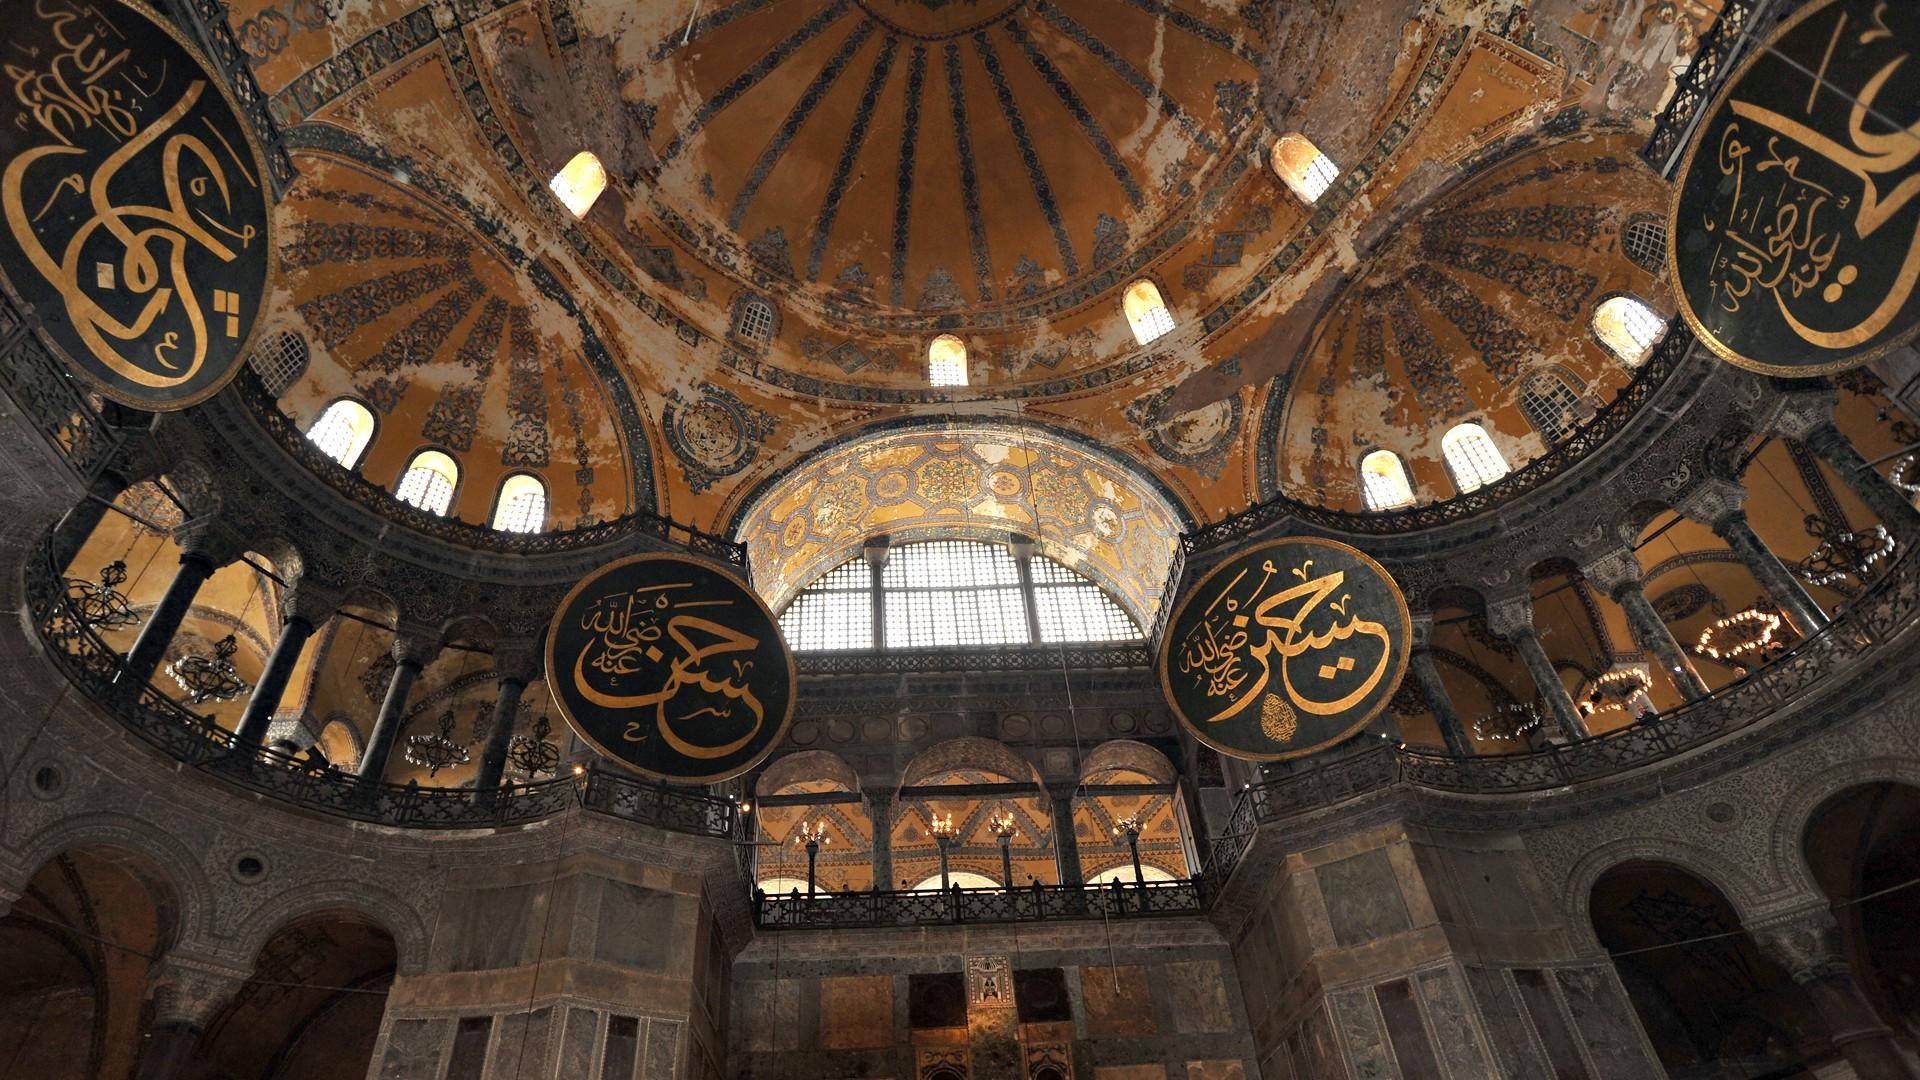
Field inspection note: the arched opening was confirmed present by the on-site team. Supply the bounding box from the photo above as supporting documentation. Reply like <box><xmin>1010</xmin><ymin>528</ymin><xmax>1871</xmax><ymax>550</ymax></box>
<box><xmin>192</xmin><ymin>912</ymin><xmax>397</xmax><ymax>1078</ymax></box>
<box><xmin>250</xmin><ymin>330</ymin><xmax>310</xmax><ymax>397</ymax></box>
<box><xmin>1591</xmin><ymin>860</ymin><xmax>1831</xmax><ymax>1076</ymax></box>
<box><xmin>1622</xmin><ymin>214</ymin><xmax>1666</xmax><ymax>274</ymax></box>
<box><xmin>1801</xmin><ymin>782</ymin><xmax>1920</xmax><ymax>1043</ymax></box>
<box><xmin>1359</xmin><ymin>449</ymin><xmax>1415</xmax><ymax>511</ymax></box>
<box><xmin>548</xmin><ymin>150</ymin><xmax>607</xmax><ymax>218</ymax></box>
<box><xmin>306</xmin><ymin>399</ymin><xmax>375</xmax><ymax>469</ymax></box>
<box><xmin>1270</xmin><ymin>133</ymin><xmax>1339</xmax><ymax>203</ymax></box>
<box><xmin>752</xmin><ymin>752</ymin><xmax>872</xmax><ymax>894</ymax></box>
<box><xmin>1593</xmin><ymin>295</ymin><xmax>1666</xmax><ymax>366</ymax></box>
<box><xmin>927</xmin><ymin>334</ymin><xmax>968</xmax><ymax>387</ymax></box>
<box><xmin>893</xmin><ymin>739</ymin><xmax>1054</xmax><ymax>891</ymax></box>
<box><xmin>1441</xmin><ymin>423</ymin><xmax>1509</xmax><ymax>493</ymax></box>
<box><xmin>1519</xmin><ymin>370</ymin><xmax>1585</xmax><ymax>444</ymax></box>
<box><xmin>489</xmin><ymin>473</ymin><xmax>547</xmax><ymax>533</ymax></box>
<box><xmin>910</xmin><ymin>871</ymin><xmax>1002</xmax><ymax>890</ymax></box>
<box><xmin>733</xmin><ymin>295</ymin><xmax>777</xmax><ymax>345</ymax></box>
<box><xmin>1122</xmin><ymin>280</ymin><xmax>1175</xmax><ymax>345</ymax></box>
<box><xmin>1074</xmin><ymin>742</ymin><xmax>1193</xmax><ymax>883</ymax></box>
<box><xmin>394</xmin><ymin>449</ymin><xmax>459</xmax><ymax>516</ymax></box>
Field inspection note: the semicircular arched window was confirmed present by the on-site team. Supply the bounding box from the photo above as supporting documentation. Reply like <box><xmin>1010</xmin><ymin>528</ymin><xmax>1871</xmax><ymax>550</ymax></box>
<box><xmin>1359</xmin><ymin>450</ymin><xmax>1414</xmax><ymax>511</ymax></box>
<box><xmin>1441</xmin><ymin>423</ymin><xmax>1509</xmax><ymax>494</ymax></box>
<box><xmin>548</xmin><ymin>150</ymin><xmax>607</xmax><ymax>218</ymax></box>
<box><xmin>1519</xmin><ymin>370</ymin><xmax>1585</xmax><ymax>444</ymax></box>
<box><xmin>395</xmin><ymin>449</ymin><xmax>459</xmax><ymax>516</ymax></box>
<box><xmin>1593</xmin><ymin>295</ymin><xmax>1665</xmax><ymax>366</ymax></box>
<box><xmin>490</xmin><ymin>473</ymin><xmax>547</xmax><ymax>533</ymax></box>
<box><xmin>928</xmin><ymin>334</ymin><xmax>968</xmax><ymax>387</ymax></box>
<box><xmin>250</xmin><ymin>329</ymin><xmax>309</xmax><ymax>397</ymax></box>
<box><xmin>1271</xmin><ymin>132</ymin><xmax>1339</xmax><ymax>204</ymax></box>
<box><xmin>306</xmin><ymin>398</ymin><xmax>375</xmax><ymax>469</ymax></box>
<box><xmin>1123</xmin><ymin>279</ymin><xmax>1176</xmax><ymax>345</ymax></box>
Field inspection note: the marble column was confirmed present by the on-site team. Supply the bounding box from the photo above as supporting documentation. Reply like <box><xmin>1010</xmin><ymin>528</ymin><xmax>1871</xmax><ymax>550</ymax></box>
<box><xmin>1409</xmin><ymin>615</ymin><xmax>1473</xmax><ymax>755</ymax></box>
<box><xmin>473</xmin><ymin>641</ymin><xmax>543</xmax><ymax>805</ymax></box>
<box><xmin>1046</xmin><ymin>783</ymin><xmax>1083</xmax><ymax>885</ymax></box>
<box><xmin>1580</xmin><ymin>547</ymin><xmax>1710</xmax><ymax>701</ymax></box>
<box><xmin>357</xmin><ymin>635</ymin><xmax>438</xmax><ymax>781</ymax></box>
<box><xmin>1682</xmin><ymin>478</ymin><xmax>1830</xmax><ymax>635</ymax></box>
<box><xmin>1755</xmin><ymin>907</ymin><xmax>1920</xmax><ymax>1080</ymax></box>
<box><xmin>866</xmin><ymin>790</ymin><xmax>895</xmax><ymax>890</ymax></box>
<box><xmin>135</xmin><ymin>952</ymin><xmax>252</xmax><ymax>1080</ymax></box>
<box><xmin>1771</xmin><ymin>391</ymin><xmax>1920</xmax><ymax>537</ymax></box>
<box><xmin>50</xmin><ymin>473</ymin><xmax>123</xmax><ymax>573</ymax></box>
<box><xmin>1485</xmin><ymin>595</ymin><xmax>1583</xmax><ymax>742</ymax></box>
<box><xmin>117</xmin><ymin>532</ymin><xmax>233</xmax><ymax>699</ymax></box>
<box><xmin>232</xmin><ymin>586</ymin><xmax>336</xmax><ymax>747</ymax></box>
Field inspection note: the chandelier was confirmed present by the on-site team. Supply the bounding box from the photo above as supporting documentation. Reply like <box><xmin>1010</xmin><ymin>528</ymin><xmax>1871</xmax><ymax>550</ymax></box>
<box><xmin>1473</xmin><ymin>700</ymin><xmax>1543</xmax><ymax>743</ymax></box>
<box><xmin>64</xmin><ymin>560</ymin><xmax>138</xmax><ymax>631</ymax></box>
<box><xmin>1795</xmin><ymin>515</ymin><xmax>1894</xmax><ymax>587</ymax></box>
<box><xmin>1695</xmin><ymin>608</ymin><xmax>1783</xmax><ymax>662</ymax></box>
<box><xmin>505</xmin><ymin>715</ymin><xmax>560</xmax><ymax>780</ymax></box>
<box><xmin>166</xmin><ymin>634</ymin><xmax>250</xmax><ymax>705</ymax></box>
<box><xmin>405</xmin><ymin>710</ymin><xmax>472</xmax><ymax>776</ymax></box>
<box><xmin>1579</xmin><ymin>668</ymin><xmax>1653</xmax><ymax>721</ymax></box>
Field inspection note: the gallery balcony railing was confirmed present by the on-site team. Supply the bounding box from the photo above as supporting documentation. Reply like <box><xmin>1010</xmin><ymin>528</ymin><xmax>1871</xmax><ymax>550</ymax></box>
<box><xmin>1641</xmin><ymin>0</ymin><xmax>1782</xmax><ymax>177</ymax></box>
<box><xmin>24</xmin><ymin>533</ymin><xmax>735</xmax><ymax>837</ymax></box>
<box><xmin>753</xmin><ymin>878</ymin><xmax>1207</xmax><ymax>930</ymax></box>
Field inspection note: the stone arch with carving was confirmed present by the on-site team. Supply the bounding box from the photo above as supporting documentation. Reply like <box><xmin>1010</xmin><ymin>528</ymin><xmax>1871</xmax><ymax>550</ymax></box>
<box><xmin>756</xmin><ymin>749</ymin><xmax>862</xmax><ymax>798</ymax></box>
<box><xmin>8</xmin><ymin>811</ymin><xmax>214</xmax><ymax>951</ymax></box>
<box><xmin>227</xmin><ymin>879</ymin><xmax>431</xmax><ymax>975</ymax></box>
<box><xmin>899</xmin><ymin>737</ymin><xmax>1049</xmax><ymax>810</ymax></box>
<box><xmin>1561</xmin><ymin>836</ymin><xmax>1775</xmax><ymax>957</ymax></box>
<box><xmin>1766</xmin><ymin>755</ymin><xmax>1920</xmax><ymax>900</ymax></box>
<box><xmin>1077</xmin><ymin>740</ymin><xmax>1180</xmax><ymax>786</ymax></box>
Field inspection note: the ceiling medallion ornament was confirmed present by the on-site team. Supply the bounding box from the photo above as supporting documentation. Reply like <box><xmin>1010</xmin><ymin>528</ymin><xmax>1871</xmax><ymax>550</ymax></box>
<box><xmin>545</xmin><ymin>554</ymin><xmax>795</xmax><ymax>783</ymax></box>
<box><xmin>1669</xmin><ymin>0</ymin><xmax>1920</xmax><ymax>375</ymax></box>
<box><xmin>167</xmin><ymin>634</ymin><xmax>249</xmax><ymax>705</ymax></box>
<box><xmin>0</xmin><ymin>0</ymin><xmax>275</xmax><ymax>409</ymax></box>
<box><xmin>1158</xmin><ymin>538</ymin><xmax>1410</xmax><ymax>762</ymax></box>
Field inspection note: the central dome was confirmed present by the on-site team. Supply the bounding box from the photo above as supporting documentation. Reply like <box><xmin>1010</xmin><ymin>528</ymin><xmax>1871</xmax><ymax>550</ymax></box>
<box><xmin>489</xmin><ymin>0</ymin><xmax>1260</xmax><ymax>324</ymax></box>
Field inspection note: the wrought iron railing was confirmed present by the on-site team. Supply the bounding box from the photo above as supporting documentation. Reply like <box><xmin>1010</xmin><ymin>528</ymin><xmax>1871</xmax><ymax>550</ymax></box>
<box><xmin>24</xmin><ymin>535</ymin><xmax>735</xmax><ymax>836</ymax></box>
<box><xmin>1183</xmin><ymin>323</ymin><xmax>1696</xmax><ymax>553</ymax></box>
<box><xmin>1641</xmin><ymin>0</ymin><xmax>1783</xmax><ymax>177</ymax></box>
<box><xmin>754</xmin><ymin>878</ymin><xmax>1207</xmax><ymax>930</ymax></box>
<box><xmin>229</xmin><ymin>370</ymin><xmax>747</xmax><ymax>564</ymax></box>
<box><xmin>0</xmin><ymin>292</ymin><xmax>126</xmax><ymax>488</ymax></box>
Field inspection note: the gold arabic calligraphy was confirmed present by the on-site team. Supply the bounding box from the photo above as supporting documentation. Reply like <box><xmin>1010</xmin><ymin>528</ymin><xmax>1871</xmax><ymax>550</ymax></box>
<box><xmin>3</xmin><ymin>0</ymin><xmax>259</xmax><ymax>389</ymax></box>
<box><xmin>571</xmin><ymin>582</ymin><xmax>765</xmax><ymax>761</ymax></box>
<box><xmin>1699</xmin><ymin>1</ymin><xmax>1920</xmax><ymax>352</ymax></box>
<box><xmin>1174</xmin><ymin>558</ymin><xmax>1394</xmax><ymax>736</ymax></box>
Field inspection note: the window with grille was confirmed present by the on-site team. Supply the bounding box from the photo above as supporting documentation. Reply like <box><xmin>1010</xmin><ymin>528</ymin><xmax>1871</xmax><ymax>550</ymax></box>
<box><xmin>1519</xmin><ymin>373</ymin><xmax>1583</xmax><ymax>443</ymax></box>
<box><xmin>1122</xmin><ymin>280</ymin><xmax>1175</xmax><ymax>345</ymax></box>
<box><xmin>395</xmin><ymin>449</ymin><xmax>459</xmax><ymax>515</ymax></box>
<box><xmin>490</xmin><ymin>473</ymin><xmax>547</xmax><ymax>533</ymax></box>
<box><xmin>1593</xmin><ymin>295</ymin><xmax>1665</xmax><ymax>365</ymax></box>
<box><xmin>1622</xmin><ymin>215</ymin><xmax>1665</xmax><ymax>274</ymax></box>
<box><xmin>1441</xmin><ymin>423</ymin><xmax>1509</xmax><ymax>493</ymax></box>
<box><xmin>548</xmin><ymin>150</ymin><xmax>607</xmax><ymax>218</ymax></box>
<box><xmin>928</xmin><ymin>335</ymin><xmax>968</xmax><ymax>387</ymax></box>
<box><xmin>1030</xmin><ymin>555</ymin><xmax>1140</xmax><ymax>642</ymax></box>
<box><xmin>779</xmin><ymin>557</ymin><xmax>875</xmax><ymax>650</ymax></box>
<box><xmin>250</xmin><ymin>330</ymin><xmax>309</xmax><ymax>396</ymax></box>
<box><xmin>883</xmin><ymin>540</ymin><xmax>1027</xmax><ymax>647</ymax></box>
<box><xmin>1271</xmin><ymin>133</ymin><xmax>1339</xmax><ymax>203</ymax></box>
<box><xmin>736</xmin><ymin>297</ymin><xmax>776</xmax><ymax>344</ymax></box>
<box><xmin>306</xmin><ymin>399</ymin><xmax>375</xmax><ymax>468</ymax></box>
<box><xmin>1359</xmin><ymin>450</ymin><xmax>1415</xmax><ymax>511</ymax></box>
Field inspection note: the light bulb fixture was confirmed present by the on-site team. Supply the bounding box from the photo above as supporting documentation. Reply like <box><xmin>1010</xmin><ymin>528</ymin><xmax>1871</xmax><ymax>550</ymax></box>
<box><xmin>795</xmin><ymin>820</ymin><xmax>830</xmax><ymax>847</ymax></box>
<box><xmin>1579</xmin><ymin>668</ymin><xmax>1654</xmax><ymax>720</ymax></box>
<box><xmin>1110</xmin><ymin>815</ymin><xmax>1144</xmax><ymax>839</ymax></box>
<box><xmin>1473</xmin><ymin>700</ymin><xmax>1543</xmax><ymax>743</ymax></box>
<box><xmin>505</xmin><ymin>714</ymin><xmax>560</xmax><ymax>780</ymax></box>
<box><xmin>1796</xmin><ymin>515</ymin><xmax>1895</xmax><ymax>587</ymax></box>
<box><xmin>64</xmin><ymin>560</ymin><xmax>138</xmax><ymax>631</ymax></box>
<box><xmin>1696</xmin><ymin>608</ymin><xmax>1783</xmax><ymax>661</ymax></box>
<box><xmin>167</xmin><ymin>634</ymin><xmax>250</xmax><ymax>705</ymax></box>
<box><xmin>929</xmin><ymin>812</ymin><xmax>956</xmax><ymax>840</ymax></box>
<box><xmin>404</xmin><ymin>710</ymin><xmax>472</xmax><ymax>776</ymax></box>
<box><xmin>987</xmin><ymin>813</ymin><xmax>1018</xmax><ymax>838</ymax></box>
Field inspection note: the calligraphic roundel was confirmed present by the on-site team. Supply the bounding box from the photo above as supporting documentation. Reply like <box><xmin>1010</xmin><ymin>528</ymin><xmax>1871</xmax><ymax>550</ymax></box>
<box><xmin>546</xmin><ymin>553</ymin><xmax>795</xmax><ymax>783</ymax></box>
<box><xmin>0</xmin><ymin>0</ymin><xmax>273</xmax><ymax>410</ymax></box>
<box><xmin>1159</xmin><ymin>538</ymin><xmax>1410</xmax><ymax>762</ymax></box>
<box><xmin>1671</xmin><ymin>0</ymin><xmax>1920</xmax><ymax>375</ymax></box>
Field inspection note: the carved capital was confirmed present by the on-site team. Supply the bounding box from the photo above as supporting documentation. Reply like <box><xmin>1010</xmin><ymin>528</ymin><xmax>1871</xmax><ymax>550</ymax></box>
<box><xmin>1484</xmin><ymin>594</ymin><xmax>1535</xmax><ymax>640</ymax></box>
<box><xmin>490</xmin><ymin>638</ymin><xmax>544</xmax><ymax>685</ymax></box>
<box><xmin>146</xmin><ymin>951</ymin><xmax>253</xmax><ymax>1029</ymax></box>
<box><xmin>1579</xmin><ymin>546</ymin><xmax>1643</xmax><ymax>597</ymax></box>
<box><xmin>391</xmin><ymin>633</ymin><xmax>439</xmax><ymax>670</ymax></box>
<box><xmin>280</xmin><ymin>582</ymin><xmax>343</xmax><ymax>629</ymax></box>
<box><xmin>1677</xmin><ymin>476</ymin><xmax>1749</xmax><ymax>529</ymax></box>
<box><xmin>1409</xmin><ymin>613</ymin><xmax>1435</xmax><ymax>650</ymax></box>
<box><xmin>1764</xmin><ymin>390</ymin><xmax>1839</xmax><ymax>441</ymax></box>
<box><xmin>1752</xmin><ymin>906</ymin><xmax>1850</xmax><ymax>984</ymax></box>
<box><xmin>171</xmin><ymin>519</ymin><xmax>245</xmax><ymax>568</ymax></box>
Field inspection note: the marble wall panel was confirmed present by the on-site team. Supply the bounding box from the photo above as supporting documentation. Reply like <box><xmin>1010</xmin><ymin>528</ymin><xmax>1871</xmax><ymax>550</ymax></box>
<box><xmin>558</xmin><ymin>1007</ymin><xmax>599</xmax><ymax>1077</ymax></box>
<box><xmin>1414</xmin><ymin>967</ymin><xmax>1494</xmax><ymax>1080</ymax></box>
<box><xmin>647</xmin><ymin>1017</ymin><xmax>684</xmax><ymax>1077</ymax></box>
<box><xmin>1375</xmin><ymin>978</ymin><xmax>1442</xmax><ymax>1080</ymax></box>
<box><xmin>1092</xmin><ymin>1068</ymin><xmax>1169</xmax><ymax>1080</ymax></box>
<box><xmin>1079</xmin><ymin>964</ymin><xmax>1155</xmax><ymax>1036</ymax></box>
<box><xmin>1290</xmin><ymin>1001</ymin><xmax>1347</xmax><ymax>1080</ymax></box>
<box><xmin>380</xmin><ymin>1017</ymin><xmax>448</xmax><ymax>1080</ymax></box>
<box><xmin>1462</xmin><ymin>966</ymin><xmax>1550</xmax><ymax>1079</ymax></box>
<box><xmin>595</xmin><ymin>881</ymin><xmax>676</xmax><ymax>969</ymax></box>
<box><xmin>1555</xmin><ymin>966</ymin><xmax>1657</xmax><ymax>1079</ymax></box>
<box><xmin>1316</xmin><ymin>850</ymin><xmax>1413</xmax><ymax>947</ymax></box>
<box><xmin>448</xmin><ymin>884</ymin><xmax>535</xmax><ymax>972</ymax></box>
<box><xmin>1184</xmin><ymin>1060</ymin><xmax>1247</xmax><ymax>1079</ymax></box>
<box><xmin>1164</xmin><ymin>959</ymin><xmax>1233</xmax><ymax>1034</ymax></box>
<box><xmin>1511</xmin><ymin>969</ymin><xmax>1590</xmax><ymax>1079</ymax></box>
<box><xmin>821</xmin><ymin>974</ymin><xmax>896</xmax><ymax>1050</ymax></box>
<box><xmin>741</xmin><ymin>977</ymin><xmax>804</xmax><ymax>1052</ymax></box>
<box><xmin>490</xmin><ymin>1006</ymin><xmax>552</xmax><ymax>1078</ymax></box>
<box><xmin>1330</xmin><ymin>987</ymin><xmax>1394</xmax><ymax>1080</ymax></box>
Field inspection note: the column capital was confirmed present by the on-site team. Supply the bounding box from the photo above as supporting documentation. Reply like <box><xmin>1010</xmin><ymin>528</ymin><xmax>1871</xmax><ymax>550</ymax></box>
<box><xmin>1764</xmin><ymin>389</ymin><xmax>1840</xmax><ymax>441</ymax></box>
<box><xmin>146</xmin><ymin>950</ymin><xmax>253</xmax><ymax>1029</ymax></box>
<box><xmin>1484</xmin><ymin>594</ymin><xmax>1535</xmax><ymax>640</ymax></box>
<box><xmin>489</xmin><ymin>638</ymin><xmax>544</xmax><ymax>685</ymax></box>
<box><xmin>390</xmin><ymin>633</ymin><xmax>439</xmax><ymax>669</ymax></box>
<box><xmin>170</xmin><ymin>520</ymin><xmax>245</xmax><ymax>568</ymax></box>
<box><xmin>863</xmin><ymin>788</ymin><xmax>895</xmax><ymax>810</ymax></box>
<box><xmin>1678</xmin><ymin>476</ymin><xmax>1749</xmax><ymax>530</ymax></box>
<box><xmin>1751</xmin><ymin>905</ymin><xmax>1849</xmax><ymax>984</ymax></box>
<box><xmin>1579</xmin><ymin>546</ymin><xmax>1644</xmax><ymax>597</ymax></box>
<box><xmin>1409</xmin><ymin>613</ymin><xmax>1435</xmax><ymax>650</ymax></box>
<box><xmin>279</xmin><ymin>582</ymin><xmax>342</xmax><ymax>629</ymax></box>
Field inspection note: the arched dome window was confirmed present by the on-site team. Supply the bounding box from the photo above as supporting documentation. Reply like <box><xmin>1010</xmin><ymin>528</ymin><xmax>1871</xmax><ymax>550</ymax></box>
<box><xmin>490</xmin><ymin>473</ymin><xmax>547</xmax><ymax>533</ymax></box>
<box><xmin>1359</xmin><ymin>450</ymin><xmax>1415</xmax><ymax>511</ymax></box>
<box><xmin>928</xmin><ymin>334</ymin><xmax>968</xmax><ymax>387</ymax></box>
<box><xmin>306</xmin><ymin>398</ymin><xmax>375</xmax><ymax>469</ymax></box>
<box><xmin>779</xmin><ymin>556</ymin><xmax>875</xmax><ymax>651</ymax></box>
<box><xmin>1029</xmin><ymin>554</ymin><xmax>1139</xmax><ymax>642</ymax></box>
<box><xmin>1593</xmin><ymin>295</ymin><xmax>1665</xmax><ymax>366</ymax></box>
<box><xmin>1270</xmin><ymin>133</ymin><xmax>1339</xmax><ymax>204</ymax></box>
<box><xmin>395</xmin><ymin>449</ymin><xmax>459</xmax><ymax>515</ymax></box>
<box><xmin>548</xmin><ymin>150</ymin><xmax>607</xmax><ymax>218</ymax></box>
<box><xmin>1122</xmin><ymin>279</ymin><xmax>1175</xmax><ymax>345</ymax></box>
<box><xmin>911</xmin><ymin>870</ymin><xmax>1001</xmax><ymax>891</ymax></box>
<box><xmin>883</xmin><ymin>540</ymin><xmax>1026</xmax><ymax>647</ymax></box>
<box><xmin>250</xmin><ymin>330</ymin><xmax>309</xmax><ymax>397</ymax></box>
<box><xmin>1621</xmin><ymin>214</ymin><xmax>1666</xmax><ymax>274</ymax></box>
<box><xmin>1085</xmin><ymin>863</ymin><xmax>1177</xmax><ymax>886</ymax></box>
<box><xmin>1441</xmin><ymin>423</ymin><xmax>1509</xmax><ymax>493</ymax></box>
<box><xmin>1519</xmin><ymin>370</ymin><xmax>1584</xmax><ymax>444</ymax></box>
<box><xmin>733</xmin><ymin>295</ymin><xmax>776</xmax><ymax>345</ymax></box>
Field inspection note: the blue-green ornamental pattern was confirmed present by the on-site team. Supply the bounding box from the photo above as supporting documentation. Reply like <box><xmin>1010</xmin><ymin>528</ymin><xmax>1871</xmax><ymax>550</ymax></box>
<box><xmin>1160</xmin><ymin>538</ymin><xmax>1410</xmax><ymax>762</ymax></box>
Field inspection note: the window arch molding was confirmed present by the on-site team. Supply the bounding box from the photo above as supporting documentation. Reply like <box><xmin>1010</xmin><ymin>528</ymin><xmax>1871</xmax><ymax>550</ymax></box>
<box><xmin>1518</xmin><ymin>365</ymin><xmax>1588</xmax><ymax>444</ymax></box>
<box><xmin>1358</xmin><ymin>448</ymin><xmax>1415</xmax><ymax>511</ymax></box>
<box><xmin>729</xmin><ymin>292</ymin><xmax>780</xmax><ymax>352</ymax></box>
<box><xmin>489</xmin><ymin>471</ymin><xmax>548</xmax><ymax>533</ymax></box>
<box><xmin>305</xmin><ymin>396</ymin><xmax>378</xmax><ymax>470</ymax></box>
<box><xmin>394</xmin><ymin>446</ymin><xmax>462</xmax><ymax>516</ymax></box>
<box><xmin>1590</xmin><ymin>292</ymin><xmax>1667</xmax><ymax>366</ymax></box>
<box><xmin>1440</xmin><ymin>421</ymin><xmax>1510</xmax><ymax>494</ymax></box>
<box><xmin>1270</xmin><ymin>132</ymin><xmax>1339</xmax><ymax>203</ymax></box>
<box><xmin>1121</xmin><ymin>277</ymin><xmax>1176</xmax><ymax>346</ymax></box>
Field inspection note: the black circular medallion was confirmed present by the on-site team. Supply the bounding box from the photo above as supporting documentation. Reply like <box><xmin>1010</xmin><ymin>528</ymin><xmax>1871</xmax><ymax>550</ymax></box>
<box><xmin>0</xmin><ymin>0</ymin><xmax>274</xmax><ymax>410</ymax></box>
<box><xmin>1159</xmin><ymin>538</ymin><xmax>1410</xmax><ymax>761</ymax></box>
<box><xmin>1670</xmin><ymin>0</ymin><xmax>1920</xmax><ymax>375</ymax></box>
<box><xmin>546</xmin><ymin>553</ymin><xmax>794</xmax><ymax>783</ymax></box>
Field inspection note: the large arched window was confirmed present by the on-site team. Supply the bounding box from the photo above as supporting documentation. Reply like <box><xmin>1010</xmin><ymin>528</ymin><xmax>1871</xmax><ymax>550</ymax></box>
<box><xmin>250</xmin><ymin>330</ymin><xmax>309</xmax><ymax>397</ymax></box>
<box><xmin>1122</xmin><ymin>279</ymin><xmax>1175</xmax><ymax>345</ymax></box>
<box><xmin>1270</xmin><ymin>133</ymin><xmax>1339</xmax><ymax>203</ymax></box>
<box><xmin>928</xmin><ymin>334</ymin><xmax>968</xmax><ymax>387</ymax></box>
<box><xmin>1359</xmin><ymin>450</ymin><xmax>1415</xmax><ymax>511</ymax></box>
<box><xmin>490</xmin><ymin>473</ymin><xmax>547</xmax><ymax>533</ymax></box>
<box><xmin>1441</xmin><ymin>423</ymin><xmax>1509</xmax><ymax>493</ymax></box>
<box><xmin>548</xmin><ymin>150</ymin><xmax>607</xmax><ymax>218</ymax></box>
<box><xmin>1520</xmin><ymin>370</ymin><xmax>1584</xmax><ymax>444</ymax></box>
<box><xmin>777</xmin><ymin>539</ymin><xmax>1141</xmax><ymax>651</ymax></box>
<box><xmin>910</xmin><ymin>871</ymin><xmax>1001</xmax><ymax>891</ymax></box>
<box><xmin>395</xmin><ymin>449</ymin><xmax>459</xmax><ymax>515</ymax></box>
<box><xmin>1593</xmin><ymin>295</ymin><xmax>1665</xmax><ymax>365</ymax></box>
<box><xmin>306</xmin><ymin>399</ymin><xmax>375</xmax><ymax>469</ymax></box>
